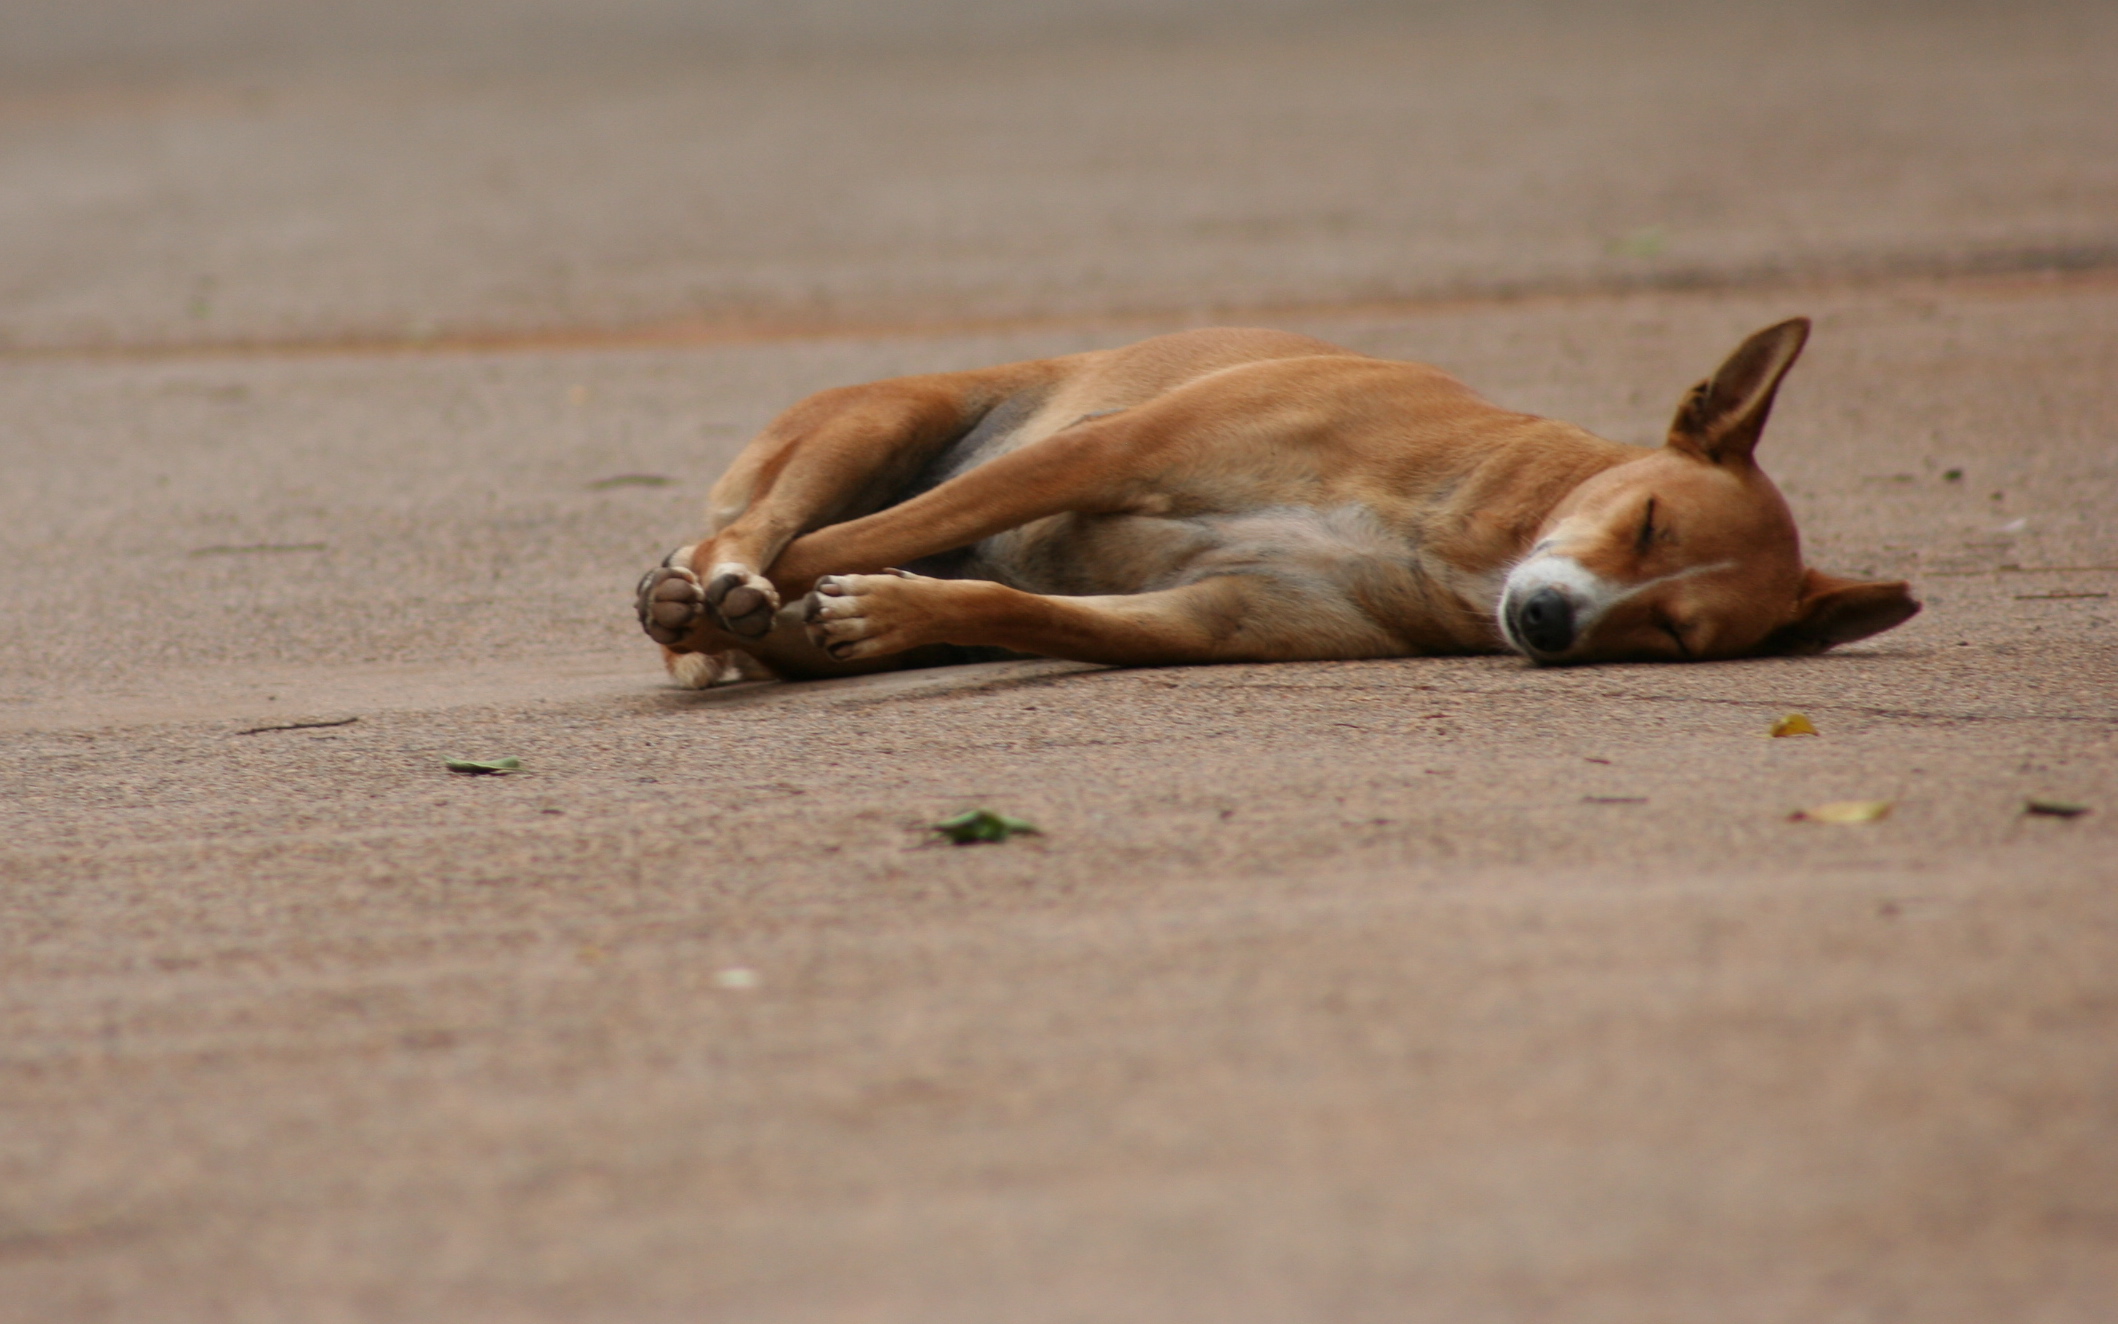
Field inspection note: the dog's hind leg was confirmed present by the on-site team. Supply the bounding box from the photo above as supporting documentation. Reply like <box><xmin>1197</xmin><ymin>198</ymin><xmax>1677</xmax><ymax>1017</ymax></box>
<box><xmin>762</xmin><ymin>357</ymin><xmax>1364</xmax><ymax>601</ymax></box>
<box><xmin>646</xmin><ymin>365</ymin><xmax>1058</xmax><ymax>646</ymax></box>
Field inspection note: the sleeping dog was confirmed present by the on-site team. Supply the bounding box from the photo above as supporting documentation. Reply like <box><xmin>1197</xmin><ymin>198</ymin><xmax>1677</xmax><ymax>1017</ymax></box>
<box><xmin>637</xmin><ymin>318</ymin><xmax>1917</xmax><ymax>683</ymax></box>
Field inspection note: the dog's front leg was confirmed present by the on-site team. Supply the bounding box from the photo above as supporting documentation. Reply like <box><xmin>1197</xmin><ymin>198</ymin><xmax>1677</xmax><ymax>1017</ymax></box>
<box><xmin>801</xmin><ymin>571</ymin><xmax>1395</xmax><ymax>667</ymax></box>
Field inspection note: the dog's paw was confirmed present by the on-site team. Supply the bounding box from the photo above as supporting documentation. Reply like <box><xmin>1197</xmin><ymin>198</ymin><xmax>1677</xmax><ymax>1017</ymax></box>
<box><xmin>802</xmin><ymin>569</ymin><xmax>932</xmax><ymax>660</ymax></box>
<box><xmin>637</xmin><ymin>546</ymin><xmax>707</xmax><ymax>645</ymax></box>
<box><xmin>703</xmin><ymin>561</ymin><xmax>781</xmax><ymax>639</ymax></box>
<box><xmin>663</xmin><ymin>647</ymin><xmax>776</xmax><ymax>689</ymax></box>
<box><xmin>666</xmin><ymin>649</ymin><xmax>727</xmax><ymax>689</ymax></box>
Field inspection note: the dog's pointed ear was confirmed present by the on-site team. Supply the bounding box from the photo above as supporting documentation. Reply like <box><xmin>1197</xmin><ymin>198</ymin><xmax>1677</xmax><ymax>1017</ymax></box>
<box><xmin>1761</xmin><ymin>568</ymin><xmax>1920</xmax><ymax>655</ymax></box>
<box><xmin>1667</xmin><ymin>318</ymin><xmax>1810</xmax><ymax>465</ymax></box>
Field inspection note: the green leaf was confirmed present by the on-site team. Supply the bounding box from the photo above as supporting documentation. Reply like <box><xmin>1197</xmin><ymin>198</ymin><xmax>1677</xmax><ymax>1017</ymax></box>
<box><xmin>932</xmin><ymin>808</ymin><xmax>1041</xmax><ymax>844</ymax></box>
<box><xmin>586</xmin><ymin>473</ymin><xmax>675</xmax><ymax>490</ymax></box>
<box><xmin>1608</xmin><ymin>225</ymin><xmax>1669</xmax><ymax>258</ymax></box>
<box><xmin>445</xmin><ymin>757</ymin><xmax>522</xmax><ymax>775</ymax></box>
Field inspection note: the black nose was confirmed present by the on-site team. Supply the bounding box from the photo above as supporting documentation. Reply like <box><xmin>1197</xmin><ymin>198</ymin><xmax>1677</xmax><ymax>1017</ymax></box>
<box><xmin>1511</xmin><ymin>587</ymin><xmax>1576</xmax><ymax>655</ymax></box>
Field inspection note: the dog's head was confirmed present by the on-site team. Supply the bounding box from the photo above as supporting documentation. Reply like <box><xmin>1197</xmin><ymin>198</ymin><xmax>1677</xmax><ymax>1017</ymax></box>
<box><xmin>1498</xmin><ymin>318</ymin><xmax>1919</xmax><ymax>664</ymax></box>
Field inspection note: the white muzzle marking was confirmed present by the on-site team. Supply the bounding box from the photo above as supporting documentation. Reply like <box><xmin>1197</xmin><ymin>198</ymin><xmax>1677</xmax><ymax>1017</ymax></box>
<box><xmin>1497</xmin><ymin>555</ymin><xmax>1614</xmax><ymax>655</ymax></box>
<box><xmin>1497</xmin><ymin>554</ymin><xmax>1735</xmax><ymax>656</ymax></box>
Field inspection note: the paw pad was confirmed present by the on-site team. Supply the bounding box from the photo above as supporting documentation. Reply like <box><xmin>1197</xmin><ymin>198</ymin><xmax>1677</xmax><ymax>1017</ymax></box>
<box><xmin>704</xmin><ymin>563</ymin><xmax>781</xmax><ymax>638</ymax></box>
<box><xmin>636</xmin><ymin>547</ymin><xmax>707</xmax><ymax>645</ymax></box>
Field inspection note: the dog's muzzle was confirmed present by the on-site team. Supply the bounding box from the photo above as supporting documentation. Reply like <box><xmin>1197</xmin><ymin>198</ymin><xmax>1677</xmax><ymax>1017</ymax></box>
<box><xmin>1506</xmin><ymin>586</ymin><xmax>1576</xmax><ymax>658</ymax></box>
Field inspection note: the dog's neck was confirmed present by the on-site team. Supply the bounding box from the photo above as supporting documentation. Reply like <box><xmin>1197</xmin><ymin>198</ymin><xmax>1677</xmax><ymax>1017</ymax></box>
<box><xmin>1382</xmin><ymin>415</ymin><xmax>1642</xmax><ymax>646</ymax></box>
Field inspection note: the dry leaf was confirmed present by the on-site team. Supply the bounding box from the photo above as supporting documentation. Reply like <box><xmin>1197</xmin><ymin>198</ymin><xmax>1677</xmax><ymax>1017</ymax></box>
<box><xmin>190</xmin><ymin>542</ymin><xmax>328</xmax><ymax>557</ymax></box>
<box><xmin>1793</xmin><ymin>799</ymin><xmax>1892</xmax><ymax>824</ymax></box>
<box><xmin>446</xmin><ymin>757</ymin><xmax>522</xmax><ymax>775</ymax></box>
<box><xmin>1770</xmin><ymin>713</ymin><xmax>1818</xmax><ymax>737</ymax></box>
<box><xmin>236</xmin><ymin>716</ymin><xmax>358</xmax><ymax>736</ymax></box>
<box><xmin>2025</xmin><ymin>799</ymin><xmax>2090</xmax><ymax>818</ymax></box>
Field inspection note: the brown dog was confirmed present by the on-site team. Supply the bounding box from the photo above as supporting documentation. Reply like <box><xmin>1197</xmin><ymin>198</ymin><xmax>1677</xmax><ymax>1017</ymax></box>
<box><xmin>636</xmin><ymin>319</ymin><xmax>1918</xmax><ymax>684</ymax></box>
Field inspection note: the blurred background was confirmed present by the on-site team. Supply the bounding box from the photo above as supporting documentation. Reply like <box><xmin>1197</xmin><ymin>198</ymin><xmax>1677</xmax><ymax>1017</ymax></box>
<box><xmin>3</xmin><ymin>0</ymin><xmax>2114</xmax><ymax>351</ymax></box>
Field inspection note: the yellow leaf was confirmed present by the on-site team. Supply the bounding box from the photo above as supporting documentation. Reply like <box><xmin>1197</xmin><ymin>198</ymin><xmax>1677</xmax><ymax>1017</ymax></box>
<box><xmin>1794</xmin><ymin>799</ymin><xmax>1892</xmax><ymax>824</ymax></box>
<box><xmin>1770</xmin><ymin>713</ymin><xmax>1818</xmax><ymax>737</ymax></box>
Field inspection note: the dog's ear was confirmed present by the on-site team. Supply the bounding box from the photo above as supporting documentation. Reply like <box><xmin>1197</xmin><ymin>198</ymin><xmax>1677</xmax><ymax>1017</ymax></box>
<box><xmin>1667</xmin><ymin>318</ymin><xmax>1810</xmax><ymax>465</ymax></box>
<box><xmin>1760</xmin><ymin>568</ymin><xmax>1920</xmax><ymax>655</ymax></box>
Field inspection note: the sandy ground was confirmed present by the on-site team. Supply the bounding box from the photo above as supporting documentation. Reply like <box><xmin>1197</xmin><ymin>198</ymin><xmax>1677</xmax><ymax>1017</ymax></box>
<box><xmin>3</xmin><ymin>4</ymin><xmax>2116</xmax><ymax>1322</ymax></box>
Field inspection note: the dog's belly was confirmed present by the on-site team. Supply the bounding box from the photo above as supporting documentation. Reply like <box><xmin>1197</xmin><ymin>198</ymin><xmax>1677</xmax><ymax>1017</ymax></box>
<box><xmin>952</xmin><ymin>512</ymin><xmax>1221</xmax><ymax>595</ymax></box>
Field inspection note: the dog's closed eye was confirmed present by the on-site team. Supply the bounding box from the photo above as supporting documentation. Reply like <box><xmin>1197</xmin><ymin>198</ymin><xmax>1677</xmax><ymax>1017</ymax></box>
<box><xmin>1635</xmin><ymin>497</ymin><xmax>1658</xmax><ymax>555</ymax></box>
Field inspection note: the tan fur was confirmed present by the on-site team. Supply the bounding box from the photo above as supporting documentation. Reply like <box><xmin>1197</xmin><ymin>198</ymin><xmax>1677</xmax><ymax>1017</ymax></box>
<box><xmin>635</xmin><ymin>321</ymin><xmax>1918</xmax><ymax>681</ymax></box>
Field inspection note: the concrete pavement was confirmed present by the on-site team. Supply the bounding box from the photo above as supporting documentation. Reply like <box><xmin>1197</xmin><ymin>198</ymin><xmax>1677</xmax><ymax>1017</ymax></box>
<box><xmin>4</xmin><ymin>2</ymin><xmax>2116</xmax><ymax>350</ymax></box>
<box><xmin>2</xmin><ymin>4</ymin><xmax>2115</xmax><ymax>1321</ymax></box>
